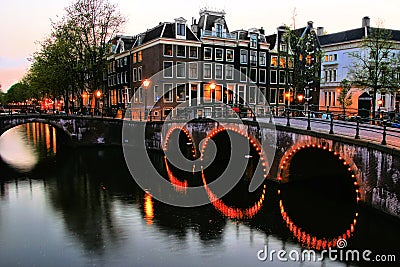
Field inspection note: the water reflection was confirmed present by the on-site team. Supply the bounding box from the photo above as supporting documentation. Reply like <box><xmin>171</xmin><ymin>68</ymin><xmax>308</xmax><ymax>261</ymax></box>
<box><xmin>1</xmin><ymin>124</ymin><xmax>400</xmax><ymax>266</ymax></box>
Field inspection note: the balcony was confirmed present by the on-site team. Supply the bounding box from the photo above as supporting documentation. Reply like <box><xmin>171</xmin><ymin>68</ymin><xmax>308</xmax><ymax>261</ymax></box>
<box><xmin>201</xmin><ymin>30</ymin><xmax>237</xmax><ymax>40</ymax></box>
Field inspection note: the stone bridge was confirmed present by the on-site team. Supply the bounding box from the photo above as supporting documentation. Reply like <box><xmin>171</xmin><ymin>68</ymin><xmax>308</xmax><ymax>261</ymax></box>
<box><xmin>1</xmin><ymin>114</ymin><xmax>400</xmax><ymax>218</ymax></box>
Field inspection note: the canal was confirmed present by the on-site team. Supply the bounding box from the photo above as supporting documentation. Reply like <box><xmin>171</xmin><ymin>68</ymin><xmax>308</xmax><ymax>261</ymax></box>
<box><xmin>0</xmin><ymin>123</ymin><xmax>399</xmax><ymax>266</ymax></box>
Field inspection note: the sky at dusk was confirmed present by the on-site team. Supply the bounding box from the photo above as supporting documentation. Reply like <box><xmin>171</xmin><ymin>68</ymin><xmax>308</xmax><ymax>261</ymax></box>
<box><xmin>1</xmin><ymin>0</ymin><xmax>400</xmax><ymax>92</ymax></box>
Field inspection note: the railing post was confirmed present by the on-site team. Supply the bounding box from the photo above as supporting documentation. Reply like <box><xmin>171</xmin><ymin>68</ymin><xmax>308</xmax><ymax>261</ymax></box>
<box><xmin>382</xmin><ymin>120</ymin><xmax>387</xmax><ymax>145</ymax></box>
<box><xmin>286</xmin><ymin>105</ymin><xmax>290</xmax><ymax>127</ymax></box>
<box><xmin>329</xmin><ymin>115</ymin><xmax>334</xmax><ymax>134</ymax></box>
<box><xmin>307</xmin><ymin>109</ymin><xmax>311</xmax><ymax>130</ymax></box>
<box><xmin>355</xmin><ymin>116</ymin><xmax>360</xmax><ymax>139</ymax></box>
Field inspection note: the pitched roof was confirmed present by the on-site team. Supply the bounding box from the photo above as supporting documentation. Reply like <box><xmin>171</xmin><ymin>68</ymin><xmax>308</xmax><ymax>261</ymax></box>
<box><xmin>319</xmin><ymin>26</ymin><xmax>400</xmax><ymax>46</ymax></box>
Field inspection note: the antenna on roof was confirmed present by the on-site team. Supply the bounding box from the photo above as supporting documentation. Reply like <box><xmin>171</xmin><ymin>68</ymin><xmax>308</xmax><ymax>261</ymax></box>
<box><xmin>292</xmin><ymin>7</ymin><xmax>297</xmax><ymax>30</ymax></box>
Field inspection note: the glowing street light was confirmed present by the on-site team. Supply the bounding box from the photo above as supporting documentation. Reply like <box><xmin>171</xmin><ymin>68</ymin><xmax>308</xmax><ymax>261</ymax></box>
<box><xmin>142</xmin><ymin>79</ymin><xmax>151</xmax><ymax>120</ymax></box>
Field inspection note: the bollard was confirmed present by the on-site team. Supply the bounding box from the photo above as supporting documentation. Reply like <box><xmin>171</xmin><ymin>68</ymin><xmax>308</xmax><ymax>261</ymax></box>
<box><xmin>382</xmin><ymin>120</ymin><xmax>387</xmax><ymax>145</ymax></box>
<box><xmin>355</xmin><ymin>117</ymin><xmax>360</xmax><ymax>139</ymax></box>
<box><xmin>329</xmin><ymin>115</ymin><xmax>334</xmax><ymax>134</ymax></box>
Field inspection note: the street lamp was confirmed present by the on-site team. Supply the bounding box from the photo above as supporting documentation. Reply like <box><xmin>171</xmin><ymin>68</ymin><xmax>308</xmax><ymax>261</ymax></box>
<box><xmin>377</xmin><ymin>99</ymin><xmax>383</xmax><ymax>119</ymax></box>
<box><xmin>142</xmin><ymin>79</ymin><xmax>151</xmax><ymax>120</ymax></box>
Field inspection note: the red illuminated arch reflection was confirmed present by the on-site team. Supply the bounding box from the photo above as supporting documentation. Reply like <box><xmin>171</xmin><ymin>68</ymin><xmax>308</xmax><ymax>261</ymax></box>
<box><xmin>200</xmin><ymin>127</ymin><xmax>268</xmax><ymax>219</ymax></box>
<box><xmin>163</xmin><ymin>126</ymin><xmax>196</xmax><ymax>192</ymax></box>
<box><xmin>278</xmin><ymin>143</ymin><xmax>360</xmax><ymax>249</ymax></box>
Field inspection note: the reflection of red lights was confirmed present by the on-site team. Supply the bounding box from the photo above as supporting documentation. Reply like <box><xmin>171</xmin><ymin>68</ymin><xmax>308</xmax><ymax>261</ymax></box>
<box><xmin>144</xmin><ymin>192</ymin><xmax>154</xmax><ymax>225</ymax></box>
<box><xmin>163</xmin><ymin>126</ymin><xmax>196</xmax><ymax>159</ymax></box>
<box><xmin>200</xmin><ymin>127</ymin><xmax>269</xmax><ymax>219</ymax></box>
<box><xmin>278</xmin><ymin>143</ymin><xmax>360</xmax><ymax>249</ymax></box>
<box><xmin>164</xmin><ymin>156</ymin><xmax>188</xmax><ymax>192</ymax></box>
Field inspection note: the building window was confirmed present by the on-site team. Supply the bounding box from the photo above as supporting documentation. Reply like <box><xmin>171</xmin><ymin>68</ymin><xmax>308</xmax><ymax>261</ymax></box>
<box><xmin>271</xmin><ymin>56</ymin><xmax>278</xmax><ymax>67</ymax></box>
<box><xmin>250</xmin><ymin>34</ymin><xmax>257</xmax><ymax>48</ymax></box>
<box><xmin>215</xmin><ymin>64</ymin><xmax>223</xmax><ymax>80</ymax></box>
<box><xmin>280</xmin><ymin>44</ymin><xmax>287</xmax><ymax>52</ymax></box>
<box><xmin>250</xmin><ymin>68</ymin><xmax>257</xmax><ymax>83</ymax></box>
<box><xmin>238</xmin><ymin>85</ymin><xmax>245</xmax><ymax>104</ymax></box>
<box><xmin>259</xmin><ymin>69</ymin><xmax>266</xmax><ymax>84</ymax></box>
<box><xmin>279</xmin><ymin>70</ymin><xmax>285</xmax><ymax>84</ymax></box>
<box><xmin>215</xmin><ymin>48</ymin><xmax>223</xmax><ymax>61</ymax></box>
<box><xmin>154</xmin><ymin>85</ymin><xmax>161</xmax><ymax>102</ymax></box>
<box><xmin>288</xmin><ymin>57</ymin><xmax>294</xmax><ymax>68</ymax></box>
<box><xmin>270</xmin><ymin>70</ymin><xmax>277</xmax><ymax>84</ymax></box>
<box><xmin>123</xmin><ymin>57</ymin><xmax>128</xmax><ymax>66</ymax></box>
<box><xmin>176</xmin><ymin>62</ymin><xmax>186</xmax><ymax>78</ymax></box>
<box><xmin>278</xmin><ymin>88</ymin><xmax>285</xmax><ymax>104</ymax></box>
<box><xmin>177</xmin><ymin>23</ymin><xmax>185</xmax><ymax>36</ymax></box>
<box><xmin>204</xmin><ymin>47</ymin><xmax>212</xmax><ymax>60</ymax></box>
<box><xmin>133</xmin><ymin>68</ymin><xmax>137</xmax><ymax>82</ymax></box>
<box><xmin>203</xmin><ymin>63</ymin><xmax>212</xmax><ymax>79</ymax></box>
<box><xmin>203</xmin><ymin>84</ymin><xmax>212</xmax><ymax>102</ymax></box>
<box><xmin>176</xmin><ymin>84</ymin><xmax>185</xmax><ymax>102</ymax></box>
<box><xmin>225</xmin><ymin>65</ymin><xmax>234</xmax><ymax>80</ymax></box>
<box><xmin>133</xmin><ymin>53</ymin><xmax>137</xmax><ymax>63</ymax></box>
<box><xmin>164</xmin><ymin>44</ymin><xmax>173</xmax><ymax>56</ymax></box>
<box><xmin>259</xmin><ymin>52</ymin><xmax>266</xmax><ymax>66</ymax></box>
<box><xmin>189</xmin><ymin>47</ymin><xmax>198</xmax><ymax>58</ymax></box>
<box><xmin>138</xmin><ymin>51</ymin><xmax>143</xmax><ymax>62</ymax></box>
<box><xmin>138</xmin><ymin>67</ymin><xmax>142</xmax><ymax>81</ymax></box>
<box><xmin>226</xmin><ymin>49</ymin><xmax>234</xmax><ymax>62</ymax></box>
<box><xmin>240</xmin><ymin>49</ymin><xmax>248</xmax><ymax>64</ymax></box>
<box><xmin>240</xmin><ymin>67</ymin><xmax>247</xmax><ymax>82</ymax></box>
<box><xmin>216</xmin><ymin>23</ymin><xmax>223</xmax><ymax>38</ymax></box>
<box><xmin>288</xmin><ymin>71</ymin><xmax>293</xmax><ymax>85</ymax></box>
<box><xmin>176</xmin><ymin>45</ymin><xmax>186</xmax><ymax>57</ymax></box>
<box><xmin>163</xmin><ymin>61</ymin><xmax>173</xmax><ymax>78</ymax></box>
<box><xmin>249</xmin><ymin>86</ymin><xmax>257</xmax><ymax>104</ymax></box>
<box><xmin>258</xmin><ymin>87</ymin><xmax>266</xmax><ymax>104</ymax></box>
<box><xmin>250</xmin><ymin>51</ymin><xmax>257</xmax><ymax>66</ymax></box>
<box><xmin>124</xmin><ymin>71</ymin><xmax>127</xmax><ymax>83</ymax></box>
<box><xmin>279</xmin><ymin>57</ymin><xmax>286</xmax><ymax>68</ymax></box>
<box><xmin>189</xmin><ymin>62</ymin><xmax>198</xmax><ymax>79</ymax></box>
<box><xmin>163</xmin><ymin>83</ymin><xmax>173</xmax><ymax>102</ymax></box>
<box><xmin>117</xmin><ymin>73</ymin><xmax>121</xmax><ymax>84</ymax></box>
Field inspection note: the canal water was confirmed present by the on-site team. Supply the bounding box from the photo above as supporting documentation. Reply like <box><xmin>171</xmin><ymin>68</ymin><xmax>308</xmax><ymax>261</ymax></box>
<box><xmin>0</xmin><ymin>123</ymin><xmax>399</xmax><ymax>267</ymax></box>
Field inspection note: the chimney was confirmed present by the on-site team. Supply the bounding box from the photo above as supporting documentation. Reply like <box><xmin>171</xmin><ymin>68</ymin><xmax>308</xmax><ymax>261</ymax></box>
<box><xmin>259</xmin><ymin>27</ymin><xmax>265</xmax><ymax>35</ymax></box>
<box><xmin>317</xmin><ymin>27</ymin><xmax>324</xmax><ymax>36</ymax></box>
<box><xmin>307</xmin><ymin>21</ymin><xmax>314</xmax><ymax>28</ymax></box>
<box><xmin>362</xmin><ymin>16</ymin><xmax>370</xmax><ymax>27</ymax></box>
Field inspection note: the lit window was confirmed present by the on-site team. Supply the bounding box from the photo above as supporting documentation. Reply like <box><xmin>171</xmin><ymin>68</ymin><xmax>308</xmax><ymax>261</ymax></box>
<box><xmin>133</xmin><ymin>53</ymin><xmax>137</xmax><ymax>63</ymax></box>
<box><xmin>226</xmin><ymin>49</ymin><xmax>234</xmax><ymax>62</ymax></box>
<box><xmin>204</xmin><ymin>47</ymin><xmax>212</xmax><ymax>60</ymax></box>
<box><xmin>279</xmin><ymin>57</ymin><xmax>286</xmax><ymax>68</ymax></box>
<box><xmin>271</xmin><ymin>56</ymin><xmax>278</xmax><ymax>67</ymax></box>
<box><xmin>138</xmin><ymin>51</ymin><xmax>143</xmax><ymax>62</ymax></box>
<box><xmin>288</xmin><ymin>58</ymin><xmax>294</xmax><ymax>68</ymax></box>
<box><xmin>215</xmin><ymin>48</ymin><xmax>223</xmax><ymax>61</ymax></box>
<box><xmin>164</xmin><ymin>44</ymin><xmax>173</xmax><ymax>56</ymax></box>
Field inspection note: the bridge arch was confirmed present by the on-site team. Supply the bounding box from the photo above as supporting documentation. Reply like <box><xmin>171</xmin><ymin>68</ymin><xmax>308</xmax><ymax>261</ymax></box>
<box><xmin>0</xmin><ymin>118</ymin><xmax>73</xmax><ymax>146</ymax></box>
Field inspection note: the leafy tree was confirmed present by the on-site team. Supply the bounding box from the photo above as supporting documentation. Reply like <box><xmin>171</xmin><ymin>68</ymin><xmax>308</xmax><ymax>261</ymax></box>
<box><xmin>4</xmin><ymin>82</ymin><xmax>32</xmax><ymax>104</ymax></box>
<box><xmin>337</xmin><ymin>79</ymin><xmax>353</xmax><ymax>116</ymax></box>
<box><xmin>282</xmin><ymin>25</ymin><xmax>323</xmax><ymax>107</ymax></box>
<box><xmin>347</xmin><ymin>27</ymin><xmax>400</xmax><ymax>119</ymax></box>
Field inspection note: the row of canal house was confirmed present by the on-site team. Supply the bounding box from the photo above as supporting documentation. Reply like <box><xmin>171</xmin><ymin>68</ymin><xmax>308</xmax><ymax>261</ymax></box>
<box><xmin>105</xmin><ymin>8</ymin><xmax>321</xmax><ymax>119</ymax></box>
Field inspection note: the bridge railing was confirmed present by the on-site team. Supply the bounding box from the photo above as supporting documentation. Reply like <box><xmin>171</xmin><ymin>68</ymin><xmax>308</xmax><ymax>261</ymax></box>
<box><xmin>276</xmin><ymin>105</ymin><xmax>400</xmax><ymax>147</ymax></box>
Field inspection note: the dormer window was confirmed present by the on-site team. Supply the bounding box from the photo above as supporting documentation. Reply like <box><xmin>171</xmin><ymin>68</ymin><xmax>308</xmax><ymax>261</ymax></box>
<box><xmin>177</xmin><ymin>23</ymin><xmax>185</xmax><ymax>36</ymax></box>
<box><xmin>216</xmin><ymin>23</ymin><xmax>223</xmax><ymax>38</ymax></box>
<box><xmin>175</xmin><ymin>17</ymin><xmax>187</xmax><ymax>39</ymax></box>
<box><xmin>250</xmin><ymin>34</ymin><xmax>257</xmax><ymax>48</ymax></box>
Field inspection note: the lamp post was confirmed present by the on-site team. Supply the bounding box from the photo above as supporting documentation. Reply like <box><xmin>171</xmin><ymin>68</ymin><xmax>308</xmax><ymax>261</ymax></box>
<box><xmin>95</xmin><ymin>90</ymin><xmax>102</xmax><ymax>116</ymax></box>
<box><xmin>377</xmin><ymin>99</ymin><xmax>383</xmax><ymax>119</ymax></box>
<box><xmin>142</xmin><ymin>79</ymin><xmax>151</xmax><ymax>121</ymax></box>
